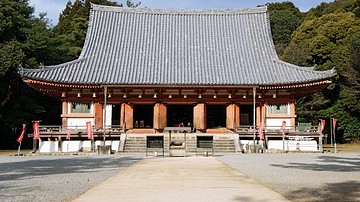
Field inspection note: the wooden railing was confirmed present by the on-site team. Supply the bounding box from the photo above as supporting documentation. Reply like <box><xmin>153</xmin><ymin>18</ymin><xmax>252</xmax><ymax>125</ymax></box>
<box><xmin>38</xmin><ymin>125</ymin><xmax>123</xmax><ymax>134</ymax></box>
<box><xmin>236</xmin><ymin>125</ymin><xmax>320</xmax><ymax>135</ymax></box>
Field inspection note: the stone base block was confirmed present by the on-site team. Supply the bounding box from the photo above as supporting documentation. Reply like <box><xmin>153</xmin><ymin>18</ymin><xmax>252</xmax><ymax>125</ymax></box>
<box><xmin>169</xmin><ymin>149</ymin><xmax>186</xmax><ymax>157</ymax></box>
<box><xmin>97</xmin><ymin>145</ymin><xmax>111</xmax><ymax>155</ymax></box>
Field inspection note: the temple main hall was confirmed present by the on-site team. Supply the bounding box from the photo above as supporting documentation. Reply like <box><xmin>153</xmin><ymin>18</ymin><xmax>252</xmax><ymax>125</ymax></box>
<box><xmin>21</xmin><ymin>4</ymin><xmax>335</xmax><ymax>154</ymax></box>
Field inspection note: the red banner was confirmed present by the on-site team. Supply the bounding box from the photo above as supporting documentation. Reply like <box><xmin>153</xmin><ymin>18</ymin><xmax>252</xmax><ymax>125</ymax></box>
<box><xmin>16</xmin><ymin>124</ymin><xmax>27</xmax><ymax>143</ymax></box>
<box><xmin>259</xmin><ymin>122</ymin><xmax>264</xmax><ymax>140</ymax></box>
<box><xmin>281</xmin><ymin>121</ymin><xmax>286</xmax><ymax>138</ymax></box>
<box><xmin>281</xmin><ymin>121</ymin><xmax>286</xmax><ymax>130</ymax></box>
<box><xmin>66</xmin><ymin>129</ymin><xmax>71</xmax><ymax>140</ymax></box>
<box><xmin>333</xmin><ymin>119</ymin><xmax>337</xmax><ymax>130</ymax></box>
<box><xmin>320</xmin><ymin>119</ymin><xmax>326</xmax><ymax>133</ymax></box>
<box><xmin>86</xmin><ymin>121</ymin><xmax>93</xmax><ymax>139</ymax></box>
<box><xmin>33</xmin><ymin>121</ymin><xmax>40</xmax><ymax>140</ymax></box>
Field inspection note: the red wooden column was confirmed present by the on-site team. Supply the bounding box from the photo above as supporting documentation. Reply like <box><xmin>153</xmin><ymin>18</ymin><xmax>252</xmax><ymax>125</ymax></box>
<box><xmin>256</xmin><ymin>104</ymin><xmax>264</xmax><ymax>127</ymax></box>
<box><xmin>94</xmin><ymin>103</ymin><xmax>103</xmax><ymax>129</ymax></box>
<box><xmin>259</xmin><ymin>104</ymin><xmax>266</xmax><ymax>126</ymax></box>
<box><xmin>120</xmin><ymin>103</ymin><xmax>133</xmax><ymax>130</ymax></box>
<box><xmin>61</xmin><ymin>101</ymin><xmax>68</xmax><ymax>128</ymax></box>
<box><xmin>226</xmin><ymin>104</ymin><xmax>239</xmax><ymax>130</ymax></box>
<box><xmin>194</xmin><ymin>103</ymin><xmax>206</xmax><ymax>130</ymax></box>
<box><xmin>153</xmin><ymin>103</ymin><xmax>167</xmax><ymax>130</ymax></box>
<box><xmin>289</xmin><ymin>101</ymin><xmax>296</xmax><ymax>127</ymax></box>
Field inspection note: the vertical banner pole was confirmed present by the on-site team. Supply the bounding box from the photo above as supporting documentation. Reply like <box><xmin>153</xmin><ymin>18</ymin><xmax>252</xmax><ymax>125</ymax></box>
<box><xmin>66</xmin><ymin>129</ymin><xmax>70</xmax><ymax>153</ymax></box>
<box><xmin>32</xmin><ymin>121</ymin><xmax>40</xmax><ymax>153</ymax></box>
<box><xmin>319</xmin><ymin>119</ymin><xmax>325</xmax><ymax>153</ymax></box>
<box><xmin>17</xmin><ymin>143</ymin><xmax>21</xmax><ymax>156</ymax></box>
<box><xmin>103</xmin><ymin>86</ymin><xmax>107</xmax><ymax>145</ymax></box>
<box><xmin>252</xmin><ymin>87</ymin><xmax>256</xmax><ymax>152</ymax></box>
<box><xmin>330</xmin><ymin>118</ymin><xmax>333</xmax><ymax>146</ymax></box>
<box><xmin>282</xmin><ymin>121</ymin><xmax>286</xmax><ymax>153</ymax></box>
<box><xmin>16</xmin><ymin>124</ymin><xmax>26</xmax><ymax>156</ymax></box>
<box><xmin>333</xmin><ymin>118</ymin><xmax>337</xmax><ymax>153</ymax></box>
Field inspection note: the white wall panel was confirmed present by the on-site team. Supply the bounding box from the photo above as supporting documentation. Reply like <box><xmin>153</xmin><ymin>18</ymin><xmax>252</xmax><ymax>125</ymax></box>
<box><xmin>266</xmin><ymin>118</ymin><xmax>291</xmax><ymax>129</ymax></box>
<box><xmin>67</xmin><ymin>118</ymin><xmax>94</xmax><ymax>129</ymax></box>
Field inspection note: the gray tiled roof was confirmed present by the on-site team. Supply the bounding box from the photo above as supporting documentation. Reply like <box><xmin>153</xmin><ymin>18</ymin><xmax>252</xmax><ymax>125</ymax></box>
<box><xmin>23</xmin><ymin>4</ymin><xmax>335</xmax><ymax>86</ymax></box>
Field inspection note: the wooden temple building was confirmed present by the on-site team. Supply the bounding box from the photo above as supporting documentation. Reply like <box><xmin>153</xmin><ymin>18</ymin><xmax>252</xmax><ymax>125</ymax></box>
<box><xmin>21</xmin><ymin>4</ymin><xmax>335</xmax><ymax>154</ymax></box>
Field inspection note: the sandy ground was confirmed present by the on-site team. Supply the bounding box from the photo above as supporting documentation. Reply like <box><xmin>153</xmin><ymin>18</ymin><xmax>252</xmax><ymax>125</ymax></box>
<box><xmin>0</xmin><ymin>145</ymin><xmax>359</xmax><ymax>201</ymax></box>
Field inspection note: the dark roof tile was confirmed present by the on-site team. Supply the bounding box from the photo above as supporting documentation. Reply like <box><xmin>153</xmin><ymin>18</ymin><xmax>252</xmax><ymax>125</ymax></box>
<box><xmin>23</xmin><ymin>4</ymin><xmax>335</xmax><ymax>86</ymax></box>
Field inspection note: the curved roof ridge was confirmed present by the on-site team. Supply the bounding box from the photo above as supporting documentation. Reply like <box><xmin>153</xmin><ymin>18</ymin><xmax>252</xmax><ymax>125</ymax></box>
<box><xmin>265</xmin><ymin>8</ymin><xmax>278</xmax><ymax>60</ymax></box>
<box><xmin>91</xmin><ymin>3</ymin><xmax>267</xmax><ymax>15</ymax></box>
<box><xmin>273</xmin><ymin>58</ymin><xmax>335</xmax><ymax>76</ymax></box>
<box><xmin>23</xmin><ymin>57</ymin><xmax>87</xmax><ymax>72</ymax></box>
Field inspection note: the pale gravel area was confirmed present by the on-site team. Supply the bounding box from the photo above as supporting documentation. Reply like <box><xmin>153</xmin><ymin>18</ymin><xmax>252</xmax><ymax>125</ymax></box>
<box><xmin>218</xmin><ymin>153</ymin><xmax>360</xmax><ymax>202</ymax></box>
<box><xmin>0</xmin><ymin>154</ymin><xmax>142</xmax><ymax>202</ymax></box>
<box><xmin>1</xmin><ymin>153</ymin><xmax>359</xmax><ymax>202</ymax></box>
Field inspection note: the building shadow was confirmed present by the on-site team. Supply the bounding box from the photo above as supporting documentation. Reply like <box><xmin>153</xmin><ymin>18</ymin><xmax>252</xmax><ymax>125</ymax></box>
<box><xmin>285</xmin><ymin>181</ymin><xmax>360</xmax><ymax>202</ymax></box>
<box><xmin>270</xmin><ymin>155</ymin><xmax>360</xmax><ymax>201</ymax></box>
<box><xmin>0</xmin><ymin>156</ymin><xmax>141</xmax><ymax>182</ymax></box>
<box><xmin>271</xmin><ymin>155</ymin><xmax>360</xmax><ymax>172</ymax></box>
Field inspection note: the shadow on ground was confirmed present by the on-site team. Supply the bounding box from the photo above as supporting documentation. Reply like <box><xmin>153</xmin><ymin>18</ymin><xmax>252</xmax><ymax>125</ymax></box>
<box><xmin>286</xmin><ymin>181</ymin><xmax>360</xmax><ymax>202</ymax></box>
<box><xmin>271</xmin><ymin>155</ymin><xmax>360</xmax><ymax>172</ymax></box>
<box><xmin>270</xmin><ymin>155</ymin><xmax>360</xmax><ymax>201</ymax></box>
<box><xmin>0</xmin><ymin>156</ymin><xmax>142</xmax><ymax>182</ymax></box>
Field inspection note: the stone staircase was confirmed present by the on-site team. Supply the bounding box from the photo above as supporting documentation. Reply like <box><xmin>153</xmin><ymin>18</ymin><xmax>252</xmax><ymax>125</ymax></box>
<box><xmin>213</xmin><ymin>135</ymin><xmax>236</xmax><ymax>153</ymax></box>
<box><xmin>122</xmin><ymin>133</ymin><xmax>236</xmax><ymax>155</ymax></box>
<box><xmin>123</xmin><ymin>135</ymin><xmax>147</xmax><ymax>153</ymax></box>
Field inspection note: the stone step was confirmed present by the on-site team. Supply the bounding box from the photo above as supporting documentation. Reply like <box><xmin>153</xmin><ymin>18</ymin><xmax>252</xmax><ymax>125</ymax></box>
<box><xmin>123</xmin><ymin>134</ymin><xmax>236</xmax><ymax>153</ymax></box>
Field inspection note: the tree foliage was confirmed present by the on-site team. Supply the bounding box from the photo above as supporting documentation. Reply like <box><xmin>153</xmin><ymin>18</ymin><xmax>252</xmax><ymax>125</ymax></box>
<box><xmin>281</xmin><ymin>1</ymin><xmax>360</xmax><ymax>141</ymax></box>
<box><xmin>54</xmin><ymin>0</ymin><xmax>141</xmax><ymax>60</ymax></box>
<box><xmin>0</xmin><ymin>0</ymin><xmax>49</xmax><ymax>148</ymax></box>
<box><xmin>268</xmin><ymin>2</ymin><xmax>304</xmax><ymax>55</ymax></box>
<box><xmin>307</xmin><ymin>0</ymin><xmax>360</xmax><ymax>18</ymax></box>
<box><xmin>0</xmin><ymin>0</ymin><xmax>32</xmax><ymax>108</ymax></box>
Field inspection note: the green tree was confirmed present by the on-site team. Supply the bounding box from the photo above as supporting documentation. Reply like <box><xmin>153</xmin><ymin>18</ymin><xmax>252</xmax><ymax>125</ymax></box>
<box><xmin>269</xmin><ymin>9</ymin><xmax>301</xmax><ymax>44</ymax></box>
<box><xmin>54</xmin><ymin>0</ymin><xmax>141</xmax><ymax>60</ymax></box>
<box><xmin>0</xmin><ymin>0</ymin><xmax>32</xmax><ymax>107</ymax></box>
<box><xmin>0</xmin><ymin>0</ymin><xmax>33</xmax><ymax>42</ymax></box>
<box><xmin>0</xmin><ymin>0</ymin><xmax>64</xmax><ymax>148</ymax></box>
<box><xmin>0</xmin><ymin>41</ymin><xmax>25</xmax><ymax>107</ymax></box>
<box><xmin>282</xmin><ymin>11</ymin><xmax>360</xmax><ymax>141</ymax></box>
<box><xmin>268</xmin><ymin>2</ymin><xmax>304</xmax><ymax>55</ymax></box>
<box><xmin>307</xmin><ymin>0</ymin><xmax>360</xmax><ymax>19</ymax></box>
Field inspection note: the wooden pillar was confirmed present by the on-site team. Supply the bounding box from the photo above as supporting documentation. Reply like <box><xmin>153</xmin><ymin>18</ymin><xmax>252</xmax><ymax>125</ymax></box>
<box><xmin>153</xmin><ymin>103</ymin><xmax>167</xmax><ymax>129</ymax></box>
<box><xmin>259</xmin><ymin>104</ymin><xmax>266</xmax><ymax>126</ymax></box>
<box><xmin>61</xmin><ymin>101</ymin><xmax>68</xmax><ymax>128</ymax></box>
<box><xmin>94</xmin><ymin>103</ymin><xmax>103</xmax><ymax>129</ymax></box>
<box><xmin>120</xmin><ymin>103</ymin><xmax>133</xmax><ymax>130</ymax></box>
<box><xmin>226</xmin><ymin>104</ymin><xmax>239</xmax><ymax>130</ymax></box>
<box><xmin>194</xmin><ymin>103</ymin><xmax>206</xmax><ymax>130</ymax></box>
<box><xmin>256</xmin><ymin>104</ymin><xmax>262</xmax><ymax>127</ymax></box>
<box><xmin>289</xmin><ymin>101</ymin><xmax>296</xmax><ymax>127</ymax></box>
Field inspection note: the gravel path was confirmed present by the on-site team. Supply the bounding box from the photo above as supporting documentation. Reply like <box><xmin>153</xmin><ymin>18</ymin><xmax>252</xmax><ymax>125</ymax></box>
<box><xmin>1</xmin><ymin>153</ymin><xmax>359</xmax><ymax>201</ymax></box>
<box><xmin>0</xmin><ymin>154</ymin><xmax>142</xmax><ymax>202</ymax></box>
<box><xmin>218</xmin><ymin>153</ymin><xmax>360</xmax><ymax>202</ymax></box>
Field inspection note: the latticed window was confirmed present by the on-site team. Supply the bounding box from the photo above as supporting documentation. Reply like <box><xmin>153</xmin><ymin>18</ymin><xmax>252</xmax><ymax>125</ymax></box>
<box><xmin>71</xmin><ymin>103</ymin><xmax>91</xmax><ymax>113</ymax></box>
<box><xmin>266</xmin><ymin>103</ymin><xmax>288</xmax><ymax>115</ymax></box>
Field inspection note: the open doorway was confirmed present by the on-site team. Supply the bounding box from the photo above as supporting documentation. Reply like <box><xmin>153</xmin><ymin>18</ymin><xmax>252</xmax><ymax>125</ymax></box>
<box><xmin>133</xmin><ymin>105</ymin><xmax>153</xmax><ymax>128</ymax></box>
<box><xmin>167</xmin><ymin>105</ymin><xmax>193</xmax><ymax>127</ymax></box>
<box><xmin>240</xmin><ymin>105</ymin><xmax>254</xmax><ymax>126</ymax></box>
<box><xmin>111</xmin><ymin>104</ymin><xmax>121</xmax><ymax>126</ymax></box>
<box><xmin>207</xmin><ymin>105</ymin><xmax>226</xmax><ymax>128</ymax></box>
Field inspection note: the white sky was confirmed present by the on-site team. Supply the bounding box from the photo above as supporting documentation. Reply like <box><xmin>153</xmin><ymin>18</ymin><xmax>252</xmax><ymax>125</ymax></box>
<box><xmin>28</xmin><ymin>0</ymin><xmax>334</xmax><ymax>26</ymax></box>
